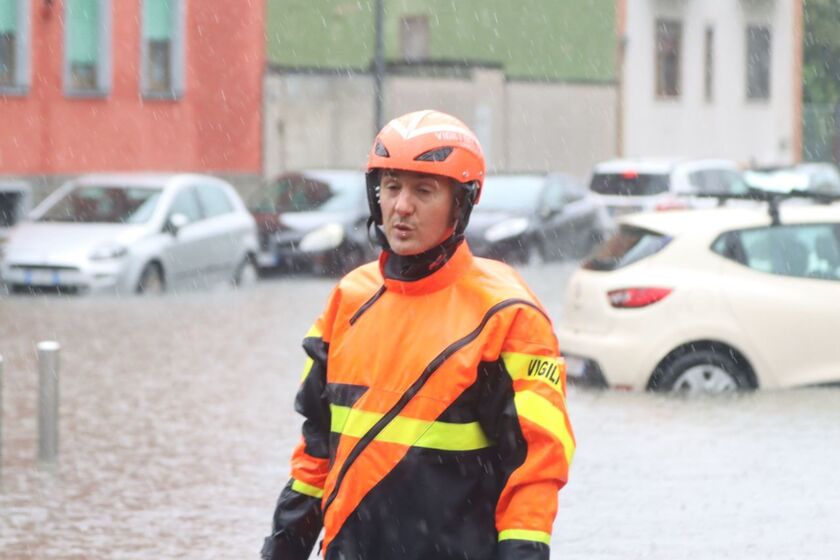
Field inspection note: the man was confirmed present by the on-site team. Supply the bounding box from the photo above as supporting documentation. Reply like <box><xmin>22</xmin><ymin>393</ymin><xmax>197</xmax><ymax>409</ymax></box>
<box><xmin>262</xmin><ymin>110</ymin><xmax>575</xmax><ymax>560</ymax></box>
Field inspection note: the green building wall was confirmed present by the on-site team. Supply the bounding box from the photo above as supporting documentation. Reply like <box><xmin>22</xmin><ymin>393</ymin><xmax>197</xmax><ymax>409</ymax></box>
<box><xmin>267</xmin><ymin>0</ymin><xmax>617</xmax><ymax>82</ymax></box>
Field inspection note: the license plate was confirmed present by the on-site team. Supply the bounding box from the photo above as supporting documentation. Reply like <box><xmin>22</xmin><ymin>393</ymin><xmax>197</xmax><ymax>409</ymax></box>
<box><xmin>24</xmin><ymin>269</ymin><xmax>61</xmax><ymax>286</ymax></box>
<box><xmin>608</xmin><ymin>206</ymin><xmax>640</xmax><ymax>217</ymax></box>
<box><xmin>256</xmin><ymin>251</ymin><xmax>279</xmax><ymax>268</ymax></box>
<box><xmin>563</xmin><ymin>355</ymin><xmax>587</xmax><ymax>378</ymax></box>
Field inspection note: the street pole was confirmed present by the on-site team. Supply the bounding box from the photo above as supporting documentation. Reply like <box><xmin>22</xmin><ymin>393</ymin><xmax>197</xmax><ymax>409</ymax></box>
<box><xmin>373</xmin><ymin>0</ymin><xmax>385</xmax><ymax>134</ymax></box>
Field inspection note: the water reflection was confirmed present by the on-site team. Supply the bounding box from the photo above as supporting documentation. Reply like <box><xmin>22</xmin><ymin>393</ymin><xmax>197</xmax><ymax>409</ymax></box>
<box><xmin>1</xmin><ymin>263</ymin><xmax>838</xmax><ymax>559</ymax></box>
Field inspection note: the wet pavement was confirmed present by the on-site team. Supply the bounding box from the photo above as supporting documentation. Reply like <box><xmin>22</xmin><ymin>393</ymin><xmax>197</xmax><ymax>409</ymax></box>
<box><xmin>1</xmin><ymin>260</ymin><xmax>839</xmax><ymax>559</ymax></box>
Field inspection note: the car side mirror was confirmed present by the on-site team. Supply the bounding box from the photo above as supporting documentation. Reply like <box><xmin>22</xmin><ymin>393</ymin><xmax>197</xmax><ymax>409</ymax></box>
<box><xmin>165</xmin><ymin>213</ymin><xmax>189</xmax><ymax>236</ymax></box>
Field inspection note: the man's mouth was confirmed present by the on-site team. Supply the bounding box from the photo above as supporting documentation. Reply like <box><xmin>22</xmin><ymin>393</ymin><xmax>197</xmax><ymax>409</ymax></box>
<box><xmin>392</xmin><ymin>223</ymin><xmax>413</xmax><ymax>238</ymax></box>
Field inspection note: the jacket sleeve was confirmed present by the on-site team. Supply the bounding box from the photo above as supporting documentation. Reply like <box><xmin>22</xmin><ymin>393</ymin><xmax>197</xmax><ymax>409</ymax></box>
<box><xmin>262</xmin><ymin>292</ymin><xmax>339</xmax><ymax>560</ymax></box>
<box><xmin>479</xmin><ymin>305</ymin><xmax>576</xmax><ymax>560</ymax></box>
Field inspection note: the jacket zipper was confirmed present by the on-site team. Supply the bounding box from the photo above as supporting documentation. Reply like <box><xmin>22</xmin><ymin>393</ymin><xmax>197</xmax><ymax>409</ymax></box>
<box><xmin>349</xmin><ymin>285</ymin><xmax>387</xmax><ymax>325</ymax></box>
<box><xmin>322</xmin><ymin>298</ymin><xmax>548</xmax><ymax>516</ymax></box>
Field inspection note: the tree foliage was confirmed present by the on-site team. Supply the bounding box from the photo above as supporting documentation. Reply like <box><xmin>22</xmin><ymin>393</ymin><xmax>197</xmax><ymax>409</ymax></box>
<box><xmin>804</xmin><ymin>0</ymin><xmax>840</xmax><ymax>103</ymax></box>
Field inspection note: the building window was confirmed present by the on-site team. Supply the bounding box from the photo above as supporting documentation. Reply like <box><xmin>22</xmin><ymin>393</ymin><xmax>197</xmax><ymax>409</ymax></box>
<box><xmin>704</xmin><ymin>26</ymin><xmax>714</xmax><ymax>102</ymax></box>
<box><xmin>0</xmin><ymin>0</ymin><xmax>29</xmax><ymax>93</ymax></box>
<box><xmin>400</xmin><ymin>15</ymin><xmax>429</xmax><ymax>62</ymax></box>
<box><xmin>746</xmin><ymin>25</ymin><xmax>771</xmax><ymax>100</ymax></box>
<box><xmin>65</xmin><ymin>0</ymin><xmax>111</xmax><ymax>96</ymax></box>
<box><xmin>142</xmin><ymin>0</ymin><xmax>185</xmax><ymax>98</ymax></box>
<box><xmin>655</xmin><ymin>19</ymin><xmax>681</xmax><ymax>98</ymax></box>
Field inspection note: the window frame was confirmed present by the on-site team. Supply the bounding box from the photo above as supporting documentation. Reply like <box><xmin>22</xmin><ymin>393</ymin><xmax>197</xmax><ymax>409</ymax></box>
<box><xmin>400</xmin><ymin>14</ymin><xmax>430</xmax><ymax>62</ymax></box>
<box><xmin>704</xmin><ymin>25</ymin><xmax>714</xmax><ymax>103</ymax></box>
<box><xmin>140</xmin><ymin>0</ymin><xmax>186</xmax><ymax>100</ymax></box>
<box><xmin>0</xmin><ymin>0</ymin><xmax>31</xmax><ymax>96</ymax></box>
<box><xmin>63</xmin><ymin>0</ymin><xmax>111</xmax><ymax>98</ymax></box>
<box><xmin>654</xmin><ymin>18</ymin><xmax>682</xmax><ymax>99</ymax></box>
<box><xmin>746</xmin><ymin>24</ymin><xmax>772</xmax><ymax>101</ymax></box>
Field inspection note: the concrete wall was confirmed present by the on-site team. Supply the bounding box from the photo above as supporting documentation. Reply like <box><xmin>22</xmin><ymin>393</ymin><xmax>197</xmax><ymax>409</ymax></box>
<box><xmin>622</xmin><ymin>0</ymin><xmax>800</xmax><ymax>166</ymax></box>
<box><xmin>263</xmin><ymin>67</ymin><xmax>617</xmax><ymax>180</ymax></box>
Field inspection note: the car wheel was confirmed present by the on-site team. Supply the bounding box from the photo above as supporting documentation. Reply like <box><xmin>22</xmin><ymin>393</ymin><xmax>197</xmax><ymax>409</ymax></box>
<box><xmin>232</xmin><ymin>256</ymin><xmax>259</xmax><ymax>288</ymax></box>
<box><xmin>136</xmin><ymin>262</ymin><xmax>165</xmax><ymax>295</ymax></box>
<box><xmin>654</xmin><ymin>349</ymin><xmax>753</xmax><ymax>395</ymax></box>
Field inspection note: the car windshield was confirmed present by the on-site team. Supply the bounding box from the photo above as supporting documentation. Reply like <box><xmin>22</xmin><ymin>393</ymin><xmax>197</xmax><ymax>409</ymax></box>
<box><xmin>583</xmin><ymin>225</ymin><xmax>672</xmax><ymax>271</ymax></box>
<box><xmin>590</xmin><ymin>172</ymin><xmax>670</xmax><ymax>196</ymax></box>
<box><xmin>477</xmin><ymin>176</ymin><xmax>545</xmax><ymax>211</ymax></box>
<box><xmin>251</xmin><ymin>173</ymin><xmax>362</xmax><ymax>213</ymax></box>
<box><xmin>37</xmin><ymin>185</ymin><xmax>163</xmax><ymax>224</ymax></box>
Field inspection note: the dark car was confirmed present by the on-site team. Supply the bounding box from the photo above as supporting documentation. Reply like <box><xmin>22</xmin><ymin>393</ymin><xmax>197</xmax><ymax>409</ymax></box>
<box><xmin>466</xmin><ymin>173</ymin><xmax>607</xmax><ymax>264</ymax></box>
<box><xmin>1</xmin><ymin>180</ymin><xmax>32</xmax><ymax>242</ymax></box>
<box><xmin>250</xmin><ymin>170</ymin><xmax>375</xmax><ymax>275</ymax></box>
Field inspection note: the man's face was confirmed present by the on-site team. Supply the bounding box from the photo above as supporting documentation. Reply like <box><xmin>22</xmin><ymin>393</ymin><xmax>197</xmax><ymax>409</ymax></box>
<box><xmin>379</xmin><ymin>170</ymin><xmax>456</xmax><ymax>256</ymax></box>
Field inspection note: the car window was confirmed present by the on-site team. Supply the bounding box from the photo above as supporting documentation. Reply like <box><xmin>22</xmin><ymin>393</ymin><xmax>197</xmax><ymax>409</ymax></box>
<box><xmin>253</xmin><ymin>174</ymin><xmax>362</xmax><ymax>213</ymax></box>
<box><xmin>583</xmin><ymin>225</ymin><xmax>672</xmax><ymax>271</ymax></box>
<box><xmin>168</xmin><ymin>187</ymin><xmax>203</xmax><ymax>223</ymax></box>
<box><xmin>38</xmin><ymin>185</ymin><xmax>163</xmax><ymax>224</ymax></box>
<box><xmin>552</xmin><ymin>175</ymin><xmax>585</xmax><ymax>204</ymax></box>
<box><xmin>197</xmin><ymin>184</ymin><xmax>234</xmax><ymax>218</ymax></box>
<box><xmin>0</xmin><ymin>191</ymin><xmax>23</xmax><ymax>226</ymax></box>
<box><xmin>589</xmin><ymin>172</ymin><xmax>670</xmax><ymax>196</ymax></box>
<box><xmin>542</xmin><ymin>181</ymin><xmax>564</xmax><ymax>210</ymax></box>
<box><xmin>713</xmin><ymin>223</ymin><xmax>840</xmax><ymax>281</ymax></box>
<box><xmin>476</xmin><ymin>176</ymin><xmax>544</xmax><ymax>211</ymax></box>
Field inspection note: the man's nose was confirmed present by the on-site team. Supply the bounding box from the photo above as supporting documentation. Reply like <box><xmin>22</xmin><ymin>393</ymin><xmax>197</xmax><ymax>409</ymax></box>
<box><xmin>393</xmin><ymin>190</ymin><xmax>414</xmax><ymax>215</ymax></box>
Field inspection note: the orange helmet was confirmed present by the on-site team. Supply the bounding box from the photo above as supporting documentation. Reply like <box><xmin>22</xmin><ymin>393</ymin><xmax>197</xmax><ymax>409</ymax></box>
<box><xmin>366</xmin><ymin>110</ymin><xmax>486</xmax><ymax>228</ymax></box>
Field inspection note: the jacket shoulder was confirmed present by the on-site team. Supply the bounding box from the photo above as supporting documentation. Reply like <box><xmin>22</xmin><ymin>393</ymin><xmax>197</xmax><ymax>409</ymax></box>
<box><xmin>469</xmin><ymin>256</ymin><xmax>542</xmax><ymax>305</ymax></box>
<box><xmin>335</xmin><ymin>260</ymin><xmax>383</xmax><ymax>304</ymax></box>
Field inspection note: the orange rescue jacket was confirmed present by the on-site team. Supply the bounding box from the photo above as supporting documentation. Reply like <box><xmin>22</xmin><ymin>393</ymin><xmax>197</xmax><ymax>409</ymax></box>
<box><xmin>263</xmin><ymin>242</ymin><xmax>575</xmax><ymax>560</ymax></box>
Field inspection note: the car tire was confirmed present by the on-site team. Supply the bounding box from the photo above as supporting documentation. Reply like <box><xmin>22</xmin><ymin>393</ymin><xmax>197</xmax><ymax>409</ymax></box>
<box><xmin>653</xmin><ymin>349</ymin><xmax>753</xmax><ymax>395</ymax></box>
<box><xmin>136</xmin><ymin>262</ymin><xmax>165</xmax><ymax>295</ymax></box>
<box><xmin>232</xmin><ymin>255</ymin><xmax>259</xmax><ymax>288</ymax></box>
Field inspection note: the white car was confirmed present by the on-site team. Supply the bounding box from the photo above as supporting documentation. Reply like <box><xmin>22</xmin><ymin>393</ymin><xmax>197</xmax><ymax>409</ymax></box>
<box><xmin>1</xmin><ymin>173</ymin><xmax>259</xmax><ymax>294</ymax></box>
<box><xmin>557</xmin><ymin>198</ymin><xmax>840</xmax><ymax>394</ymax></box>
<box><xmin>588</xmin><ymin>158</ymin><xmax>747</xmax><ymax>224</ymax></box>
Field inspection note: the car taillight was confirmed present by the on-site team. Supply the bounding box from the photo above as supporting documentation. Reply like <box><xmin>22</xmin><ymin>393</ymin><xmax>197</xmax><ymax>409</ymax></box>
<box><xmin>608</xmin><ymin>287</ymin><xmax>672</xmax><ymax>308</ymax></box>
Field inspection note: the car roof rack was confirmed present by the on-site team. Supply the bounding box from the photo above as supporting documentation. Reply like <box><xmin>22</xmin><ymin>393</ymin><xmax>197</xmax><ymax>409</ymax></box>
<box><xmin>695</xmin><ymin>188</ymin><xmax>840</xmax><ymax>225</ymax></box>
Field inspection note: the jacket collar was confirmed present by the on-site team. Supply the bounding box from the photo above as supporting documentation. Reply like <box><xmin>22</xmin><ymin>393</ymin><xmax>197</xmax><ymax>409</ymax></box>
<box><xmin>379</xmin><ymin>241</ymin><xmax>473</xmax><ymax>296</ymax></box>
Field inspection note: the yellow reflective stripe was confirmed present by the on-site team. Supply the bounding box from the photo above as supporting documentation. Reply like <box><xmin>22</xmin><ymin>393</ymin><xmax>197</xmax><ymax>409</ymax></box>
<box><xmin>299</xmin><ymin>324</ymin><xmax>323</xmax><ymax>381</ymax></box>
<box><xmin>291</xmin><ymin>479</ymin><xmax>324</xmax><ymax>498</ymax></box>
<box><xmin>329</xmin><ymin>404</ymin><xmax>491</xmax><ymax>451</ymax></box>
<box><xmin>501</xmin><ymin>352</ymin><xmax>565</xmax><ymax>397</ymax></box>
<box><xmin>300</xmin><ymin>356</ymin><xmax>315</xmax><ymax>382</ymax></box>
<box><xmin>513</xmin><ymin>390</ymin><xmax>575</xmax><ymax>466</ymax></box>
<box><xmin>498</xmin><ymin>529</ymin><xmax>551</xmax><ymax>545</ymax></box>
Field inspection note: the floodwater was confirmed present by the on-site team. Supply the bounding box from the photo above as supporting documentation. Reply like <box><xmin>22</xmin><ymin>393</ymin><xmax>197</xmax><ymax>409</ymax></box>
<box><xmin>1</xmin><ymin>261</ymin><xmax>839</xmax><ymax>559</ymax></box>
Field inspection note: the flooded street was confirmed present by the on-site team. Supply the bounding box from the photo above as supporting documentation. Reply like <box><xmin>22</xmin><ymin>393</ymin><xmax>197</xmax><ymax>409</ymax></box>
<box><xmin>1</xmin><ymin>261</ymin><xmax>839</xmax><ymax>559</ymax></box>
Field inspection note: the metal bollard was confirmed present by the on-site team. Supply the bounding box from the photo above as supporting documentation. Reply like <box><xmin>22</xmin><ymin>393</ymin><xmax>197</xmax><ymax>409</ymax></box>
<box><xmin>37</xmin><ymin>341</ymin><xmax>60</xmax><ymax>464</ymax></box>
<box><xmin>0</xmin><ymin>353</ymin><xmax>4</xmax><ymax>478</ymax></box>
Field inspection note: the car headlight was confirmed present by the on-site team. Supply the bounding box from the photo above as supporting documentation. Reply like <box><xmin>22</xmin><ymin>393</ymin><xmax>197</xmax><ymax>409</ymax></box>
<box><xmin>299</xmin><ymin>223</ymin><xmax>345</xmax><ymax>253</ymax></box>
<box><xmin>90</xmin><ymin>243</ymin><xmax>128</xmax><ymax>261</ymax></box>
<box><xmin>484</xmin><ymin>218</ymin><xmax>529</xmax><ymax>243</ymax></box>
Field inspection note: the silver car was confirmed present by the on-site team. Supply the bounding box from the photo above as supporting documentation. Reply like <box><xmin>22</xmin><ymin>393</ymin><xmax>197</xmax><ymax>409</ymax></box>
<box><xmin>0</xmin><ymin>173</ymin><xmax>259</xmax><ymax>294</ymax></box>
